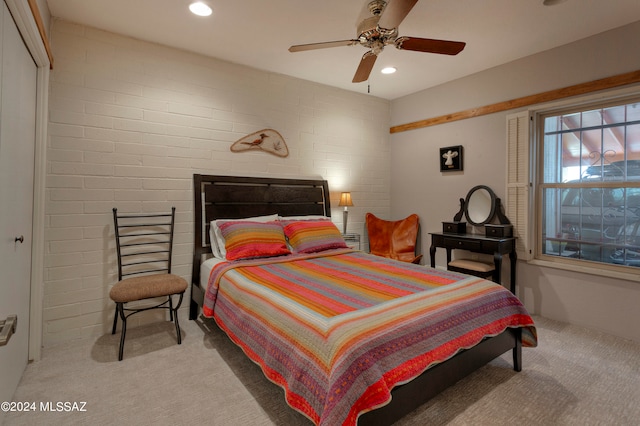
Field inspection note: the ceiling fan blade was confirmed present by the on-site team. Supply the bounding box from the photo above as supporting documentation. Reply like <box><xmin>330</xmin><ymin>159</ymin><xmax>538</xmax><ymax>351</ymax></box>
<box><xmin>377</xmin><ymin>0</ymin><xmax>419</xmax><ymax>30</ymax></box>
<box><xmin>395</xmin><ymin>37</ymin><xmax>466</xmax><ymax>55</ymax></box>
<box><xmin>289</xmin><ymin>39</ymin><xmax>358</xmax><ymax>52</ymax></box>
<box><xmin>352</xmin><ymin>51</ymin><xmax>377</xmax><ymax>83</ymax></box>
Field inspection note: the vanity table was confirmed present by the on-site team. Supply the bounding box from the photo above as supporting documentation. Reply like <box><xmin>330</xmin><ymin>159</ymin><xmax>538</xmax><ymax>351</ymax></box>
<box><xmin>429</xmin><ymin>232</ymin><xmax>517</xmax><ymax>293</ymax></box>
<box><xmin>431</xmin><ymin>185</ymin><xmax>517</xmax><ymax>294</ymax></box>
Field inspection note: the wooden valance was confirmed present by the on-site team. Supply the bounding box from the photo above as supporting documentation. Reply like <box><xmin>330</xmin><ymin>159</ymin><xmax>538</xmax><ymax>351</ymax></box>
<box><xmin>390</xmin><ymin>69</ymin><xmax>640</xmax><ymax>134</ymax></box>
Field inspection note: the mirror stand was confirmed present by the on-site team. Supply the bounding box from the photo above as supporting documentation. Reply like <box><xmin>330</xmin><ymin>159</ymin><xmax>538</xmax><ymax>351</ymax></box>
<box><xmin>494</xmin><ymin>198</ymin><xmax>510</xmax><ymax>225</ymax></box>
<box><xmin>453</xmin><ymin>198</ymin><xmax>465</xmax><ymax>222</ymax></box>
<box><xmin>450</xmin><ymin>186</ymin><xmax>512</xmax><ymax>227</ymax></box>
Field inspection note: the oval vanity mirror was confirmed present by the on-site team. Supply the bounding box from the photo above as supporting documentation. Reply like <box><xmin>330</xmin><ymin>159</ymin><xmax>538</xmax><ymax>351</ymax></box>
<box><xmin>464</xmin><ymin>185</ymin><xmax>497</xmax><ymax>226</ymax></box>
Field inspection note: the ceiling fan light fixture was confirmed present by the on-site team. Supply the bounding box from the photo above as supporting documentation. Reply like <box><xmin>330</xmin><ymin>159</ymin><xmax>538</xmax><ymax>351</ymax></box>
<box><xmin>189</xmin><ymin>2</ymin><xmax>212</xmax><ymax>17</ymax></box>
<box><xmin>381</xmin><ymin>67</ymin><xmax>397</xmax><ymax>75</ymax></box>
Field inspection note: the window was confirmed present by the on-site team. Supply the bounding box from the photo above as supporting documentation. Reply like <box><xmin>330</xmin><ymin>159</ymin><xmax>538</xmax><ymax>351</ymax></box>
<box><xmin>538</xmin><ymin>98</ymin><xmax>640</xmax><ymax>270</ymax></box>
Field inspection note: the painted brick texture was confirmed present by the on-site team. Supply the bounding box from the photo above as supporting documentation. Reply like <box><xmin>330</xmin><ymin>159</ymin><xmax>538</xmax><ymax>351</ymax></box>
<box><xmin>44</xmin><ymin>19</ymin><xmax>391</xmax><ymax>345</ymax></box>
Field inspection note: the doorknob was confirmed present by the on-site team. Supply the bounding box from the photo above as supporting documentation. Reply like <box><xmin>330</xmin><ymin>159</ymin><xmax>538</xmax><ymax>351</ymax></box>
<box><xmin>0</xmin><ymin>315</ymin><xmax>17</xmax><ymax>347</ymax></box>
<box><xmin>15</xmin><ymin>236</ymin><xmax>24</xmax><ymax>243</ymax></box>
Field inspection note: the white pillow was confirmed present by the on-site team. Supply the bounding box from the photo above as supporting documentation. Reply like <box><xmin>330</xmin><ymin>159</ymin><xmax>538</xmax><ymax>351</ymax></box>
<box><xmin>210</xmin><ymin>214</ymin><xmax>279</xmax><ymax>258</ymax></box>
<box><xmin>277</xmin><ymin>215</ymin><xmax>329</xmax><ymax>221</ymax></box>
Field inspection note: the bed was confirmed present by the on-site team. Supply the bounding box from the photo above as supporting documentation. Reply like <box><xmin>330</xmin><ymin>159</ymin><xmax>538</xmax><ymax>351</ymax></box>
<box><xmin>190</xmin><ymin>174</ymin><xmax>537</xmax><ymax>425</ymax></box>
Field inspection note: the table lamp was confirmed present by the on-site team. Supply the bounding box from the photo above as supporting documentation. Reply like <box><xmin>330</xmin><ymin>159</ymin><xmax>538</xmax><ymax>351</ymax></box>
<box><xmin>338</xmin><ymin>192</ymin><xmax>353</xmax><ymax>234</ymax></box>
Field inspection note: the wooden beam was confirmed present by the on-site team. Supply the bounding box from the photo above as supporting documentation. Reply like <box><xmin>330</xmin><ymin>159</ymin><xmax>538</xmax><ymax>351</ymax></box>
<box><xmin>390</xmin><ymin>70</ymin><xmax>640</xmax><ymax>134</ymax></box>
<box><xmin>27</xmin><ymin>0</ymin><xmax>53</xmax><ymax>69</ymax></box>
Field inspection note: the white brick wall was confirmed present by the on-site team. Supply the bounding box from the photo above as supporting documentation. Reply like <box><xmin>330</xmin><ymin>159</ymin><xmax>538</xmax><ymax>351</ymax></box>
<box><xmin>44</xmin><ymin>19</ymin><xmax>391</xmax><ymax>346</ymax></box>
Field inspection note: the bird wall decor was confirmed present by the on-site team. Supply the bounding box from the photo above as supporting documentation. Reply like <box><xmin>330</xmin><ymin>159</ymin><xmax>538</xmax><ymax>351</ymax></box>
<box><xmin>230</xmin><ymin>129</ymin><xmax>289</xmax><ymax>157</ymax></box>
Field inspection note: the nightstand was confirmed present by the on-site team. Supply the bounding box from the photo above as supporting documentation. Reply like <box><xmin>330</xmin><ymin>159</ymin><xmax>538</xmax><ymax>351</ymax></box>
<box><xmin>342</xmin><ymin>233</ymin><xmax>360</xmax><ymax>250</ymax></box>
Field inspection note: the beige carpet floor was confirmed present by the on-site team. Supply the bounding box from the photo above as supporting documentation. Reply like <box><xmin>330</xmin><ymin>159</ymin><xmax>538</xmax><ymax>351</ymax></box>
<box><xmin>4</xmin><ymin>314</ymin><xmax>639</xmax><ymax>426</ymax></box>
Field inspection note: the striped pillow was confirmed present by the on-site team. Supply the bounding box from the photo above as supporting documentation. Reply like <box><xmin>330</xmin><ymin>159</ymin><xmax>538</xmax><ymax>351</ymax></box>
<box><xmin>211</xmin><ymin>214</ymin><xmax>278</xmax><ymax>259</ymax></box>
<box><xmin>282</xmin><ymin>220</ymin><xmax>348</xmax><ymax>253</ymax></box>
<box><xmin>219</xmin><ymin>221</ymin><xmax>290</xmax><ymax>261</ymax></box>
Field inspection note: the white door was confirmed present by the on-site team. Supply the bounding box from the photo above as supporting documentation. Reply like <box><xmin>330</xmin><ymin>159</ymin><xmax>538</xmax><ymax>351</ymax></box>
<box><xmin>0</xmin><ymin>0</ymin><xmax>37</xmax><ymax>414</ymax></box>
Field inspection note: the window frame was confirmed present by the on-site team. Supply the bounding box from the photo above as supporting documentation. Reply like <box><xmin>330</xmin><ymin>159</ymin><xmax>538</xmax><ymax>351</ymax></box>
<box><xmin>523</xmin><ymin>87</ymin><xmax>640</xmax><ymax>282</ymax></box>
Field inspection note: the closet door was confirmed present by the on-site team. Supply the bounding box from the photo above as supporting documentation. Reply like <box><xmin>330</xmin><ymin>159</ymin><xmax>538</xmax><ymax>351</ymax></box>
<box><xmin>0</xmin><ymin>0</ymin><xmax>37</xmax><ymax>410</ymax></box>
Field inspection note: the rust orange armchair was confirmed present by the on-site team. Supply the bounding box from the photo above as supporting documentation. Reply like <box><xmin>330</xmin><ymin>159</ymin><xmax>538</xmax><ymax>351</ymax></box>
<box><xmin>365</xmin><ymin>213</ymin><xmax>423</xmax><ymax>264</ymax></box>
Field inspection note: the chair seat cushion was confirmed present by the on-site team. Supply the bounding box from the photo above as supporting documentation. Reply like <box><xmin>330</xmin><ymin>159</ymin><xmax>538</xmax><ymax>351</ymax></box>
<box><xmin>448</xmin><ymin>259</ymin><xmax>495</xmax><ymax>272</ymax></box>
<box><xmin>109</xmin><ymin>273</ymin><xmax>188</xmax><ymax>303</ymax></box>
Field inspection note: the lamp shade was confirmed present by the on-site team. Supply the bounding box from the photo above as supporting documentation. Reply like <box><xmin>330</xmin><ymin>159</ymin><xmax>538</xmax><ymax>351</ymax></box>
<box><xmin>339</xmin><ymin>192</ymin><xmax>353</xmax><ymax>207</ymax></box>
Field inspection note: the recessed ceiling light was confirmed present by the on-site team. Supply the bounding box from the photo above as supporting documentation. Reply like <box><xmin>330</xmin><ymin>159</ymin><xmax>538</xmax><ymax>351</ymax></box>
<box><xmin>189</xmin><ymin>2</ymin><xmax>212</xmax><ymax>16</ymax></box>
<box><xmin>381</xmin><ymin>67</ymin><xmax>396</xmax><ymax>75</ymax></box>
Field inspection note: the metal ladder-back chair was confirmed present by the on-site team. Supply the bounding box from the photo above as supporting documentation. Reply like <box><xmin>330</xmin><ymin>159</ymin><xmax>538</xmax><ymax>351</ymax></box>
<box><xmin>110</xmin><ymin>207</ymin><xmax>188</xmax><ymax>361</ymax></box>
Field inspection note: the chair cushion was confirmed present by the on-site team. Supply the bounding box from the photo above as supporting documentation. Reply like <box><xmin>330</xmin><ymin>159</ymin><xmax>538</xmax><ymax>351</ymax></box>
<box><xmin>109</xmin><ymin>273</ymin><xmax>188</xmax><ymax>303</ymax></box>
<box><xmin>448</xmin><ymin>259</ymin><xmax>495</xmax><ymax>272</ymax></box>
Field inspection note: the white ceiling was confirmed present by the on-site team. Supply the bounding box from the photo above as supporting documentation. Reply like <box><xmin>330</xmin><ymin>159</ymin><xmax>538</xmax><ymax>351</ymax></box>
<box><xmin>45</xmin><ymin>0</ymin><xmax>640</xmax><ymax>100</ymax></box>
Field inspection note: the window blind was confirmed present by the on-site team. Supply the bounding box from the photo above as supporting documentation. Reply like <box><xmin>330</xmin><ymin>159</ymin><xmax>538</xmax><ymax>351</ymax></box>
<box><xmin>506</xmin><ymin>111</ymin><xmax>533</xmax><ymax>260</ymax></box>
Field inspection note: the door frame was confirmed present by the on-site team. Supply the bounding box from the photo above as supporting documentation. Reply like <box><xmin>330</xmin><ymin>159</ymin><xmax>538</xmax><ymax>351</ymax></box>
<box><xmin>4</xmin><ymin>0</ymin><xmax>49</xmax><ymax>361</ymax></box>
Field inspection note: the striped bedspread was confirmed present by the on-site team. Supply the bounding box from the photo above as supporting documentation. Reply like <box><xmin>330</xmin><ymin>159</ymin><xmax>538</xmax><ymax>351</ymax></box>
<box><xmin>203</xmin><ymin>249</ymin><xmax>537</xmax><ymax>425</ymax></box>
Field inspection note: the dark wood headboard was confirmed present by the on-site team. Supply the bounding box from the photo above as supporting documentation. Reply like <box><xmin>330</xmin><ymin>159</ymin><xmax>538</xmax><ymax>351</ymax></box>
<box><xmin>190</xmin><ymin>174</ymin><xmax>331</xmax><ymax>318</ymax></box>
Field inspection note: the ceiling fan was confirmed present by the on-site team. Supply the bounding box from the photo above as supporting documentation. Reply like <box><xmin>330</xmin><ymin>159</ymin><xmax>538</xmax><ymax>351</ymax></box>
<box><xmin>288</xmin><ymin>0</ymin><xmax>466</xmax><ymax>83</ymax></box>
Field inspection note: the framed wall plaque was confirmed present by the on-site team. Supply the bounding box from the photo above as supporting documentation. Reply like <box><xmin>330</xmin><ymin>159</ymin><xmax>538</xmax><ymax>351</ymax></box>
<box><xmin>440</xmin><ymin>145</ymin><xmax>463</xmax><ymax>172</ymax></box>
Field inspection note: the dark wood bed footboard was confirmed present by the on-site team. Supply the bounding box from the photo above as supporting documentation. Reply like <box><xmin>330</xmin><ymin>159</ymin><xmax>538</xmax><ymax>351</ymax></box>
<box><xmin>359</xmin><ymin>327</ymin><xmax>521</xmax><ymax>425</ymax></box>
<box><xmin>200</xmin><ymin>310</ymin><xmax>522</xmax><ymax>426</ymax></box>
